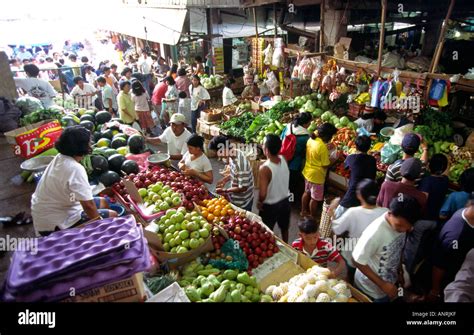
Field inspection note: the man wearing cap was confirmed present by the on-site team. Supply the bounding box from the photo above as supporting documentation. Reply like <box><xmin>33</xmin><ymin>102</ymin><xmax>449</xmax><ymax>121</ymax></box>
<box><xmin>385</xmin><ymin>132</ymin><xmax>428</xmax><ymax>186</ymax></box>
<box><xmin>377</xmin><ymin>157</ymin><xmax>428</xmax><ymax>213</ymax></box>
<box><xmin>146</xmin><ymin>113</ymin><xmax>191</xmax><ymax>161</ymax></box>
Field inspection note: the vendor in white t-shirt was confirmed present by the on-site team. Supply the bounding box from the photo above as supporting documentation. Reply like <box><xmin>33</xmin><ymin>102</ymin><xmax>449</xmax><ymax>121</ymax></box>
<box><xmin>31</xmin><ymin>126</ymin><xmax>118</xmax><ymax>236</ymax></box>
<box><xmin>146</xmin><ymin>113</ymin><xmax>192</xmax><ymax>161</ymax></box>
<box><xmin>222</xmin><ymin>78</ymin><xmax>238</xmax><ymax>107</ymax></box>
<box><xmin>179</xmin><ymin>134</ymin><xmax>213</xmax><ymax>184</ymax></box>
<box><xmin>14</xmin><ymin>64</ymin><xmax>57</xmax><ymax>108</ymax></box>
<box><xmin>70</xmin><ymin>76</ymin><xmax>98</xmax><ymax>108</ymax></box>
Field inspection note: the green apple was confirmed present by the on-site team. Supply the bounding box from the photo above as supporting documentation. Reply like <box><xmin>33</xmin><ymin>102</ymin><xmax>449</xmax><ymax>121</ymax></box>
<box><xmin>199</xmin><ymin>228</ymin><xmax>210</xmax><ymax>238</ymax></box>
<box><xmin>184</xmin><ymin>213</ymin><xmax>193</xmax><ymax>221</ymax></box>
<box><xmin>186</xmin><ymin>222</ymin><xmax>198</xmax><ymax>232</ymax></box>
<box><xmin>172</xmin><ymin>197</ymin><xmax>181</xmax><ymax>206</ymax></box>
<box><xmin>180</xmin><ymin>221</ymin><xmax>188</xmax><ymax>230</ymax></box>
<box><xmin>165</xmin><ymin>197</ymin><xmax>173</xmax><ymax>205</ymax></box>
<box><xmin>158</xmin><ymin>225</ymin><xmax>166</xmax><ymax>233</ymax></box>
<box><xmin>173</xmin><ymin>231</ymin><xmax>180</xmax><ymax>238</ymax></box>
<box><xmin>199</xmin><ymin>219</ymin><xmax>207</xmax><ymax>228</ymax></box>
<box><xmin>174</xmin><ymin>223</ymin><xmax>181</xmax><ymax>231</ymax></box>
<box><xmin>167</xmin><ymin>225</ymin><xmax>176</xmax><ymax>234</ymax></box>
<box><xmin>192</xmin><ymin>216</ymin><xmax>201</xmax><ymax>223</ymax></box>
<box><xmin>167</xmin><ymin>209</ymin><xmax>177</xmax><ymax>216</ymax></box>
<box><xmin>189</xmin><ymin>238</ymin><xmax>200</xmax><ymax>249</ymax></box>
<box><xmin>203</xmin><ymin>223</ymin><xmax>212</xmax><ymax>231</ymax></box>
<box><xmin>169</xmin><ymin>238</ymin><xmax>176</xmax><ymax>247</ymax></box>
<box><xmin>151</xmin><ymin>184</ymin><xmax>162</xmax><ymax>193</ymax></box>
<box><xmin>174</xmin><ymin>236</ymin><xmax>182</xmax><ymax>245</ymax></box>
<box><xmin>177</xmin><ymin>246</ymin><xmax>188</xmax><ymax>254</ymax></box>
<box><xmin>163</xmin><ymin>243</ymin><xmax>170</xmax><ymax>252</ymax></box>
<box><xmin>160</xmin><ymin>202</ymin><xmax>170</xmax><ymax>211</ymax></box>
<box><xmin>175</xmin><ymin>212</ymin><xmax>184</xmax><ymax>223</ymax></box>
<box><xmin>198</xmin><ymin>237</ymin><xmax>205</xmax><ymax>245</ymax></box>
<box><xmin>164</xmin><ymin>219</ymin><xmax>171</xmax><ymax>227</ymax></box>
<box><xmin>177</xmin><ymin>207</ymin><xmax>186</xmax><ymax>214</ymax></box>
<box><xmin>181</xmin><ymin>239</ymin><xmax>190</xmax><ymax>249</ymax></box>
<box><xmin>138</xmin><ymin>188</ymin><xmax>147</xmax><ymax>197</ymax></box>
<box><xmin>157</xmin><ymin>233</ymin><xmax>163</xmax><ymax>241</ymax></box>
<box><xmin>170</xmin><ymin>247</ymin><xmax>177</xmax><ymax>253</ymax></box>
<box><xmin>164</xmin><ymin>233</ymin><xmax>173</xmax><ymax>243</ymax></box>
<box><xmin>190</xmin><ymin>231</ymin><xmax>200</xmax><ymax>239</ymax></box>
<box><xmin>152</xmin><ymin>194</ymin><xmax>161</xmax><ymax>202</ymax></box>
<box><xmin>179</xmin><ymin>230</ymin><xmax>190</xmax><ymax>240</ymax></box>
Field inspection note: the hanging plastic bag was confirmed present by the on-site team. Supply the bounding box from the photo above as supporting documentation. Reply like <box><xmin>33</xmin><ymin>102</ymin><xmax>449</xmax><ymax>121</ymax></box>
<box><xmin>429</xmin><ymin>79</ymin><xmax>446</xmax><ymax>100</ymax></box>
<box><xmin>381</xmin><ymin>143</ymin><xmax>402</xmax><ymax>164</ymax></box>
<box><xmin>272</xmin><ymin>38</ymin><xmax>284</xmax><ymax>68</ymax></box>
<box><xmin>370</xmin><ymin>79</ymin><xmax>382</xmax><ymax>107</ymax></box>
<box><xmin>263</xmin><ymin>43</ymin><xmax>274</xmax><ymax>65</ymax></box>
<box><xmin>310</xmin><ymin>66</ymin><xmax>321</xmax><ymax>90</ymax></box>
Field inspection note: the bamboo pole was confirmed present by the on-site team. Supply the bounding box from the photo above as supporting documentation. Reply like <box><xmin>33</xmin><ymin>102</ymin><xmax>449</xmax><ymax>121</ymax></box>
<box><xmin>319</xmin><ymin>0</ymin><xmax>325</xmax><ymax>52</ymax></box>
<box><xmin>376</xmin><ymin>0</ymin><xmax>388</xmax><ymax>77</ymax></box>
<box><xmin>253</xmin><ymin>7</ymin><xmax>259</xmax><ymax>40</ymax></box>
<box><xmin>273</xmin><ymin>4</ymin><xmax>278</xmax><ymax>38</ymax></box>
<box><xmin>425</xmin><ymin>0</ymin><xmax>456</xmax><ymax>99</ymax></box>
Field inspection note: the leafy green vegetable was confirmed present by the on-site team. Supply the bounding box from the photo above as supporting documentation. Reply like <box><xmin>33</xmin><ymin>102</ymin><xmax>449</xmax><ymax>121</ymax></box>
<box><xmin>20</xmin><ymin>108</ymin><xmax>63</xmax><ymax>126</ymax></box>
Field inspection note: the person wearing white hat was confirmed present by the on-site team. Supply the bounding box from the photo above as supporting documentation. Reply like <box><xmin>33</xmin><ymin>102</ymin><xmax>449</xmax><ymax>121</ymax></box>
<box><xmin>146</xmin><ymin>113</ymin><xmax>192</xmax><ymax>161</ymax></box>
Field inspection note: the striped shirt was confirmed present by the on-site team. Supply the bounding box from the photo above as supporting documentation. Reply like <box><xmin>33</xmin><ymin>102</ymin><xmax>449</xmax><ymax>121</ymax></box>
<box><xmin>292</xmin><ymin>238</ymin><xmax>342</xmax><ymax>267</ymax></box>
<box><xmin>385</xmin><ymin>158</ymin><xmax>426</xmax><ymax>186</ymax></box>
<box><xmin>229</xmin><ymin>150</ymin><xmax>254</xmax><ymax>209</ymax></box>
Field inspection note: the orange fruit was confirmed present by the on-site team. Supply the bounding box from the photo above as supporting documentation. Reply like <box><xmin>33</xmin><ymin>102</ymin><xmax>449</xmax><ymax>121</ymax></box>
<box><xmin>203</xmin><ymin>199</ymin><xmax>209</xmax><ymax>206</ymax></box>
<box><xmin>227</xmin><ymin>209</ymin><xmax>235</xmax><ymax>216</ymax></box>
<box><xmin>207</xmin><ymin>213</ymin><xmax>215</xmax><ymax>221</ymax></box>
<box><xmin>215</xmin><ymin>205</ymin><xmax>222</xmax><ymax>212</ymax></box>
<box><xmin>207</xmin><ymin>205</ymin><xmax>215</xmax><ymax>213</ymax></box>
<box><xmin>220</xmin><ymin>209</ymin><xmax>227</xmax><ymax>216</ymax></box>
<box><xmin>213</xmin><ymin>209</ymin><xmax>221</xmax><ymax>217</ymax></box>
<box><xmin>201</xmin><ymin>210</ymin><xmax>208</xmax><ymax>218</ymax></box>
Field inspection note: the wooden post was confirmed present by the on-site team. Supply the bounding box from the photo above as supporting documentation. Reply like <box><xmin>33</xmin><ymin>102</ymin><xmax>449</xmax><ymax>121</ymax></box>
<box><xmin>376</xmin><ymin>0</ymin><xmax>388</xmax><ymax>77</ymax></box>
<box><xmin>253</xmin><ymin>7</ymin><xmax>259</xmax><ymax>40</ymax></box>
<box><xmin>425</xmin><ymin>0</ymin><xmax>456</xmax><ymax>99</ymax></box>
<box><xmin>319</xmin><ymin>0</ymin><xmax>325</xmax><ymax>52</ymax></box>
<box><xmin>273</xmin><ymin>4</ymin><xmax>278</xmax><ymax>38</ymax></box>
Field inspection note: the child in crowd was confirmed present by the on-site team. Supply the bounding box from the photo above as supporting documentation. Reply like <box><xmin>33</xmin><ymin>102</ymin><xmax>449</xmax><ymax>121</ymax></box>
<box><xmin>292</xmin><ymin>219</ymin><xmax>346</xmax><ymax>278</ymax></box>
<box><xmin>418</xmin><ymin>154</ymin><xmax>449</xmax><ymax>222</ymax></box>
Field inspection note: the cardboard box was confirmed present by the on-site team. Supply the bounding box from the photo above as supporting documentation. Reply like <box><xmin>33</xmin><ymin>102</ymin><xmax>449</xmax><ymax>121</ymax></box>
<box><xmin>200</xmin><ymin>109</ymin><xmax>222</xmax><ymax>123</ymax></box>
<box><xmin>62</xmin><ymin>272</ymin><xmax>146</xmax><ymax>302</ymax></box>
<box><xmin>143</xmin><ymin>223</ymin><xmax>214</xmax><ymax>268</ymax></box>
<box><xmin>4</xmin><ymin>119</ymin><xmax>55</xmax><ymax>145</ymax></box>
<box><xmin>328</xmin><ymin>171</ymin><xmax>349</xmax><ymax>190</ymax></box>
<box><xmin>256</xmin><ymin>242</ymin><xmax>371</xmax><ymax>302</ymax></box>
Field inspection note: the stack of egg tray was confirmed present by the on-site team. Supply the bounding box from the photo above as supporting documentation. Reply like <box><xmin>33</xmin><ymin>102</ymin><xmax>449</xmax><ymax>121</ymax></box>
<box><xmin>1</xmin><ymin>215</ymin><xmax>150</xmax><ymax>302</ymax></box>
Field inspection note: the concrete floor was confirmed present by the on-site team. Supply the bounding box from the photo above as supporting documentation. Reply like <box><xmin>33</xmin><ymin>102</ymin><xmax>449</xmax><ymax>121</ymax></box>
<box><xmin>0</xmin><ymin>138</ymin><xmax>302</xmax><ymax>285</ymax></box>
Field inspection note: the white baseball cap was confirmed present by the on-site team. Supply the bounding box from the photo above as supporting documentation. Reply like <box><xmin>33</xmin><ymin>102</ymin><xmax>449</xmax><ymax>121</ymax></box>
<box><xmin>170</xmin><ymin>113</ymin><xmax>186</xmax><ymax>124</ymax></box>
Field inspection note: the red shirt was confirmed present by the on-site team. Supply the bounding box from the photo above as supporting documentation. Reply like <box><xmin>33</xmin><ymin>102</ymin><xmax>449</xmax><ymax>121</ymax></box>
<box><xmin>377</xmin><ymin>180</ymin><xmax>428</xmax><ymax>217</ymax></box>
<box><xmin>292</xmin><ymin>238</ymin><xmax>342</xmax><ymax>267</ymax></box>
<box><xmin>152</xmin><ymin>82</ymin><xmax>167</xmax><ymax>105</ymax></box>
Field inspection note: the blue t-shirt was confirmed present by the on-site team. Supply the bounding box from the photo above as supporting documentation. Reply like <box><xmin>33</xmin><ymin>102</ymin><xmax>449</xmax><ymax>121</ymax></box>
<box><xmin>418</xmin><ymin>175</ymin><xmax>449</xmax><ymax>221</ymax></box>
<box><xmin>433</xmin><ymin>208</ymin><xmax>474</xmax><ymax>285</ymax></box>
<box><xmin>440</xmin><ymin>191</ymin><xmax>469</xmax><ymax>218</ymax></box>
<box><xmin>340</xmin><ymin>153</ymin><xmax>377</xmax><ymax>208</ymax></box>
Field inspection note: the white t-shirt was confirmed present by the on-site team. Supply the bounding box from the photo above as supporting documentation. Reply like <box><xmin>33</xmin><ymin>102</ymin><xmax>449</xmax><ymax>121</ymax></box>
<box><xmin>86</xmin><ymin>71</ymin><xmax>98</xmax><ymax>85</ymax></box>
<box><xmin>31</xmin><ymin>154</ymin><xmax>93</xmax><ymax>235</ymax></box>
<box><xmin>352</xmin><ymin>215</ymin><xmax>406</xmax><ymax>299</ymax></box>
<box><xmin>222</xmin><ymin>86</ymin><xmax>237</xmax><ymax>107</ymax></box>
<box><xmin>189</xmin><ymin>85</ymin><xmax>211</xmax><ymax>111</ymax></box>
<box><xmin>332</xmin><ymin>207</ymin><xmax>388</xmax><ymax>266</ymax></box>
<box><xmin>181</xmin><ymin>151</ymin><xmax>212</xmax><ymax>173</ymax></box>
<box><xmin>14</xmin><ymin>77</ymin><xmax>57</xmax><ymax>108</ymax></box>
<box><xmin>139</xmin><ymin>57</ymin><xmax>152</xmax><ymax>74</ymax></box>
<box><xmin>132</xmin><ymin>92</ymin><xmax>150</xmax><ymax>111</ymax></box>
<box><xmin>70</xmin><ymin>83</ymin><xmax>97</xmax><ymax>107</ymax></box>
<box><xmin>159</xmin><ymin>127</ymin><xmax>192</xmax><ymax>156</ymax></box>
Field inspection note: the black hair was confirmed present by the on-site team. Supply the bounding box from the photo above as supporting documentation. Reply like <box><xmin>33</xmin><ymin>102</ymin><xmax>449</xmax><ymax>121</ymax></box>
<box><xmin>68</xmin><ymin>54</ymin><xmax>77</xmax><ymax>61</ymax></box>
<box><xmin>388</xmin><ymin>46</ymin><xmax>396</xmax><ymax>52</ymax></box>
<box><xmin>159</xmin><ymin>57</ymin><xmax>166</xmax><ymax>62</ymax></box>
<box><xmin>103</xmin><ymin>66</ymin><xmax>111</xmax><ymax>72</ymax></box>
<box><xmin>73</xmin><ymin>76</ymin><xmax>84</xmax><ymax>84</ymax></box>
<box><xmin>178</xmin><ymin>91</ymin><xmax>187</xmax><ymax>99</ymax></box>
<box><xmin>298</xmin><ymin>219</ymin><xmax>319</xmax><ymax>234</ymax></box>
<box><xmin>187</xmin><ymin>134</ymin><xmax>205</xmax><ymax>151</ymax></box>
<box><xmin>225</xmin><ymin>78</ymin><xmax>235</xmax><ymax>88</ymax></box>
<box><xmin>81</xmin><ymin>56</ymin><xmax>89</xmax><ymax>63</ymax></box>
<box><xmin>177</xmin><ymin>67</ymin><xmax>187</xmax><ymax>76</ymax></box>
<box><xmin>120</xmin><ymin>80</ymin><xmax>130</xmax><ymax>90</ymax></box>
<box><xmin>170</xmin><ymin>64</ymin><xmax>178</xmax><ymax>73</ymax></box>
<box><xmin>264</xmin><ymin>134</ymin><xmax>282</xmax><ymax>156</ymax></box>
<box><xmin>163</xmin><ymin>76</ymin><xmax>175</xmax><ymax>85</ymax></box>
<box><xmin>45</xmin><ymin>57</ymin><xmax>53</xmax><ymax>62</ymax></box>
<box><xmin>355</xmin><ymin>135</ymin><xmax>371</xmax><ymax>153</ymax></box>
<box><xmin>55</xmin><ymin>126</ymin><xmax>91</xmax><ymax>157</ymax></box>
<box><xmin>208</xmin><ymin>135</ymin><xmax>229</xmax><ymax>152</ymax></box>
<box><xmin>361</xmin><ymin>113</ymin><xmax>375</xmax><ymax>120</ymax></box>
<box><xmin>131</xmin><ymin>80</ymin><xmax>145</xmax><ymax>96</ymax></box>
<box><xmin>97</xmin><ymin>76</ymin><xmax>106</xmax><ymax>84</ymax></box>
<box><xmin>23</xmin><ymin>64</ymin><xmax>40</xmax><ymax>77</ymax></box>
<box><xmin>374</xmin><ymin>110</ymin><xmax>387</xmax><ymax>121</ymax></box>
<box><xmin>121</xmin><ymin>67</ymin><xmax>132</xmax><ymax>76</ymax></box>
<box><xmin>195</xmin><ymin>56</ymin><xmax>203</xmax><ymax>63</ymax></box>
<box><xmin>22</xmin><ymin>59</ymin><xmax>30</xmax><ymax>64</ymax></box>
<box><xmin>192</xmin><ymin>75</ymin><xmax>201</xmax><ymax>86</ymax></box>
<box><xmin>110</xmin><ymin>63</ymin><xmax>118</xmax><ymax>69</ymax></box>
<box><xmin>55</xmin><ymin>62</ymin><xmax>62</xmax><ymax>68</ymax></box>
<box><xmin>84</xmin><ymin>65</ymin><xmax>94</xmax><ymax>71</ymax></box>
<box><xmin>428</xmin><ymin>154</ymin><xmax>448</xmax><ymax>175</ymax></box>
<box><xmin>389</xmin><ymin>194</ymin><xmax>420</xmax><ymax>225</ymax></box>
<box><xmin>131</xmin><ymin>72</ymin><xmax>144</xmax><ymax>82</ymax></box>
<box><xmin>9</xmin><ymin>59</ymin><xmax>18</xmax><ymax>65</ymax></box>
<box><xmin>316</xmin><ymin>123</ymin><xmax>337</xmax><ymax>142</ymax></box>
<box><xmin>459</xmin><ymin>168</ymin><xmax>474</xmax><ymax>193</ymax></box>
<box><xmin>293</xmin><ymin>112</ymin><xmax>312</xmax><ymax>127</ymax></box>
<box><xmin>356</xmin><ymin>179</ymin><xmax>379</xmax><ymax>206</ymax></box>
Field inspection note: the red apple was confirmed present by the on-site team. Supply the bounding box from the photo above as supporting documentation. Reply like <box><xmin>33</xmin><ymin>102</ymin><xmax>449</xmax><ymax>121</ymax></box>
<box><xmin>255</xmin><ymin>247</ymin><xmax>262</xmax><ymax>255</ymax></box>
<box><xmin>260</xmin><ymin>243</ymin><xmax>267</xmax><ymax>251</ymax></box>
<box><xmin>267</xmin><ymin>250</ymin><xmax>273</xmax><ymax>257</ymax></box>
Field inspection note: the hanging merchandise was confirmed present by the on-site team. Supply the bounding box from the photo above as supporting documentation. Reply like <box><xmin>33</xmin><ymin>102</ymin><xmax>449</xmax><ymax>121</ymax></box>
<box><xmin>336</xmin><ymin>67</ymin><xmax>347</xmax><ymax>85</ymax></box>
<box><xmin>437</xmin><ymin>81</ymin><xmax>450</xmax><ymax>107</ymax></box>
<box><xmin>298</xmin><ymin>57</ymin><xmax>315</xmax><ymax>81</ymax></box>
<box><xmin>393</xmin><ymin>69</ymin><xmax>403</xmax><ymax>96</ymax></box>
<box><xmin>263</xmin><ymin>43</ymin><xmax>274</xmax><ymax>66</ymax></box>
<box><xmin>266</xmin><ymin>71</ymin><xmax>280</xmax><ymax>94</ymax></box>
<box><xmin>291</xmin><ymin>58</ymin><xmax>300</xmax><ymax>80</ymax></box>
<box><xmin>272</xmin><ymin>38</ymin><xmax>285</xmax><ymax>68</ymax></box>
<box><xmin>370</xmin><ymin>79</ymin><xmax>382</xmax><ymax>108</ymax></box>
<box><xmin>429</xmin><ymin>79</ymin><xmax>447</xmax><ymax>101</ymax></box>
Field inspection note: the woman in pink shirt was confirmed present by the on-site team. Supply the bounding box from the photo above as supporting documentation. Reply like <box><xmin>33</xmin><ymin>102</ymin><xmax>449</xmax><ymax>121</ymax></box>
<box><xmin>152</xmin><ymin>79</ymin><xmax>168</xmax><ymax>128</ymax></box>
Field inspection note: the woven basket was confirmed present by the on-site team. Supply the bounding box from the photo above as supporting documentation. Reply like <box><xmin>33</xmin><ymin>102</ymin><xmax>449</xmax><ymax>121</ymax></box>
<box><xmin>318</xmin><ymin>200</ymin><xmax>333</xmax><ymax>239</ymax></box>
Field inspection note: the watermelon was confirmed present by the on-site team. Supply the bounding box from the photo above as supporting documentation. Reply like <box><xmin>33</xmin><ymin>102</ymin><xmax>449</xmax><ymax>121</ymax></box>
<box><xmin>91</xmin><ymin>155</ymin><xmax>109</xmax><ymax>174</ymax></box>
<box><xmin>99</xmin><ymin>171</ymin><xmax>120</xmax><ymax>187</ymax></box>
<box><xmin>80</xmin><ymin>114</ymin><xmax>95</xmax><ymax>123</ymax></box>
<box><xmin>95</xmin><ymin>111</ymin><xmax>112</xmax><ymax>124</ymax></box>
<box><xmin>128</xmin><ymin>134</ymin><xmax>145</xmax><ymax>154</ymax></box>
<box><xmin>111</xmin><ymin>137</ymin><xmax>127</xmax><ymax>149</ymax></box>
<box><xmin>80</xmin><ymin>120</ymin><xmax>95</xmax><ymax>132</ymax></box>
<box><xmin>121</xmin><ymin>160</ymin><xmax>139</xmax><ymax>175</ymax></box>
<box><xmin>96</xmin><ymin>138</ymin><xmax>111</xmax><ymax>148</ymax></box>
<box><xmin>101</xmin><ymin>129</ymin><xmax>114</xmax><ymax>140</ymax></box>
<box><xmin>61</xmin><ymin>116</ymin><xmax>77</xmax><ymax>128</ymax></box>
<box><xmin>104</xmin><ymin>149</ymin><xmax>118</xmax><ymax>158</ymax></box>
<box><xmin>108</xmin><ymin>154</ymin><xmax>126</xmax><ymax>173</ymax></box>
<box><xmin>116</xmin><ymin>146</ymin><xmax>129</xmax><ymax>156</ymax></box>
